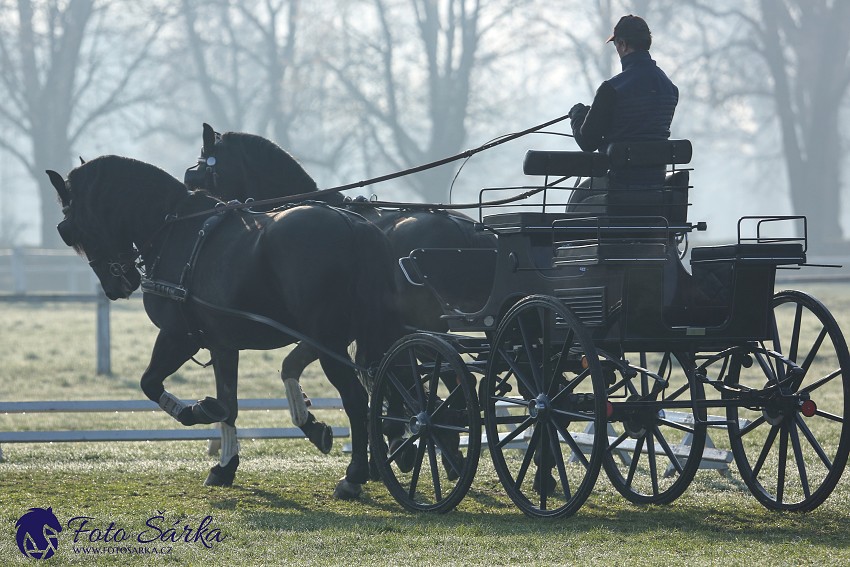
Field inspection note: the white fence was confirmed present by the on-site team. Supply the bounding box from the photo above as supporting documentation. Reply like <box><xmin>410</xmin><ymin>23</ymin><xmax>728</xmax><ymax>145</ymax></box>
<box><xmin>0</xmin><ymin>247</ymin><xmax>113</xmax><ymax>374</ymax></box>
<box><xmin>0</xmin><ymin>398</ymin><xmax>349</xmax><ymax>461</ymax></box>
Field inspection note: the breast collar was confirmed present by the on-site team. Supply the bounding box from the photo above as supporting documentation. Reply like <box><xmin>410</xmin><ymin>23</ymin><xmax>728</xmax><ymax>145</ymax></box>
<box><xmin>140</xmin><ymin>209</ymin><xmax>230</xmax><ymax>302</ymax></box>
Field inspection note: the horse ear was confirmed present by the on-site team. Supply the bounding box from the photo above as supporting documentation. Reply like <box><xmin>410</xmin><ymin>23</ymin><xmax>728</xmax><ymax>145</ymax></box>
<box><xmin>46</xmin><ymin>170</ymin><xmax>71</xmax><ymax>205</ymax></box>
<box><xmin>203</xmin><ymin>123</ymin><xmax>216</xmax><ymax>153</ymax></box>
<box><xmin>79</xmin><ymin>156</ymin><xmax>86</xmax><ymax>165</ymax></box>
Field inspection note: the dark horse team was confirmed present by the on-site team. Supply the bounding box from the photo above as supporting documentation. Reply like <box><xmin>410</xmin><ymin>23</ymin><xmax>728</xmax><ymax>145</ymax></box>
<box><xmin>48</xmin><ymin>128</ymin><xmax>494</xmax><ymax>499</ymax></box>
<box><xmin>48</xmin><ymin>156</ymin><xmax>406</xmax><ymax>499</ymax></box>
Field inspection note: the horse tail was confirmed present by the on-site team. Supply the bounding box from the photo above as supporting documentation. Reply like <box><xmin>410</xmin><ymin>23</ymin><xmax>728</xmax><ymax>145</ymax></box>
<box><xmin>349</xmin><ymin>217</ymin><xmax>405</xmax><ymax>374</ymax></box>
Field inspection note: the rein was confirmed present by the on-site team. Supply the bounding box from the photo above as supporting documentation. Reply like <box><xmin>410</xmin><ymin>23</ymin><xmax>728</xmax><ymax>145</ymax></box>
<box><xmin>170</xmin><ymin>113</ymin><xmax>572</xmax><ymax>223</ymax></box>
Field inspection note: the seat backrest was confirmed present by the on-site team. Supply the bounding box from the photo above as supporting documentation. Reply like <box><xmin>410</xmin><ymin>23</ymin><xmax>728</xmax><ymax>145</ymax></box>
<box><xmin>523</xmin><ymin>150</ymin><xmax>609</xmax><ymax>178</ymax></box>
<box><xmin>607</xmin><ymin>139</ymin><xmax>692</xmax><ymax>168</ymax></box>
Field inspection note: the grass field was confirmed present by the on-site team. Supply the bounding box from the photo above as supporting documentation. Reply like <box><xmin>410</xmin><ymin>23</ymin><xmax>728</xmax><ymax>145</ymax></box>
<box><xmin>2</xmin><ymin>283</ymin><xmax>850</xmax><ymax>565</ymax></box>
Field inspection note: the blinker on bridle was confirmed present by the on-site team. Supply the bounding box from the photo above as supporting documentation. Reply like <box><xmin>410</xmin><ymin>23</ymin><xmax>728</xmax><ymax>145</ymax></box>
<box><xmin>185</xmin><ymin>129</ymin><xmax>222</xmax><ymax>191</ymax></box>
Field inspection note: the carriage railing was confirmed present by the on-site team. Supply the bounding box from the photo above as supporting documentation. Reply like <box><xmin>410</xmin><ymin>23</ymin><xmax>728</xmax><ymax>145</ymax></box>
<box><xmin>476</xmin><ymin>184</ymin><xmax>577</xmax><ymax>221</ymax></box>
<box><xmin>550</xmin><ymin>215</ymin><xmax>687</xmax><ymax>266</ymax></box>
<box><xmin>737</xmin><ymin>216</ymin><xmax>807</xmax><ymax>253</ymax></box>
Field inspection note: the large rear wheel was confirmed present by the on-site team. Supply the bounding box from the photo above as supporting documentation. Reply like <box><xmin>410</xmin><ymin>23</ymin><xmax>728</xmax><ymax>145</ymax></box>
<box><xmin>604</xmin><ymin>351</ymin><xmax>706</xmax><ymax>505</ymax></box>
<box><xmin>725</xmin><ymin>290</ymin><xmax>850</xmax><ymax>511</ymax></box>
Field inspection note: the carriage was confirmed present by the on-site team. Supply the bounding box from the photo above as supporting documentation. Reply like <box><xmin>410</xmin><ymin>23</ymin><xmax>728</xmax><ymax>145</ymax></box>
<box><xmin>365</xmin><ymin>139</ymin><xmax>850</xmax><ymax>518</ymax></box>
<box><xmin>51</xmin><ymin>128</ymin><xmax>849</xmax><ymax>518</ymax></box>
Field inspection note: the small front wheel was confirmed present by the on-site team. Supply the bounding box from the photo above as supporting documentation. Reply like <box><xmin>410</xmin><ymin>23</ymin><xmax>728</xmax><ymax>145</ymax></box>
<box><xmin>483</xmin><ymin>295</ymin><xmax>606</xmax><ymax>518</ymax></box>
<box><xmin>369</xmin><ymin>333</ymin><xmax>480</xmax><ymax>513</ymax></box>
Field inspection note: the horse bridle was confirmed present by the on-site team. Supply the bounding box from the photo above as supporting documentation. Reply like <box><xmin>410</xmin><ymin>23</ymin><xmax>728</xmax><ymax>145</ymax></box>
<box><xmin>57</xmin><ymin>206</ymin><xmax>140</xmax><ymax>289</ymax></box>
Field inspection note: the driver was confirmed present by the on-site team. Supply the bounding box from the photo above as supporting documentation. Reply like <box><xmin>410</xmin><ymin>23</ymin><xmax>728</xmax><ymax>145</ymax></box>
<box><xmin>568</xmin><ymin>15</ymin><xmax>678</xmax><ymax>199</ymax></box>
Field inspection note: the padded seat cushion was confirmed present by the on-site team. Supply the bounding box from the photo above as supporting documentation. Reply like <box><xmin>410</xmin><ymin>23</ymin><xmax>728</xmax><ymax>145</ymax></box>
<box><xmin>691</xmin><ymin>243</ymin><xmax>805</xmax><ymax>265</ymax></box>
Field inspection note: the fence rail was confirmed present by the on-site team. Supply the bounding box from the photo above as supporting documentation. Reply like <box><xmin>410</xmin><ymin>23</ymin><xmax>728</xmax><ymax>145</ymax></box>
<box><xmin>0</xmin><ymin>397</ymin><xmax>348</xmax><ymax>461</ymax></box>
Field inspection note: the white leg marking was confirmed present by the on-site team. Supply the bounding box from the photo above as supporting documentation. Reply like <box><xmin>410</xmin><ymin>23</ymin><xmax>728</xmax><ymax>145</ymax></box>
<box><xmin>158</xmin><ymin>392</ymin><xmax>187</xmax><ymax>420</ymax></box>
<box><xmin>220</xmin><ymin>422</ymin><xmax>240</xmax><ymax>467</ymax></box>
<box><xmin>284</xmin><ymin>378</ymin><xmax>309</xmax><ymax>427</ymax></box>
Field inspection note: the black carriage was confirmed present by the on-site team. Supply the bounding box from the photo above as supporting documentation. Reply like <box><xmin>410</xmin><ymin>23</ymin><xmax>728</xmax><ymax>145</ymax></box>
<box><xmin>368</xmin><ymin>139</ymin><xmax>850</xmax><ymax>517</ymax></box>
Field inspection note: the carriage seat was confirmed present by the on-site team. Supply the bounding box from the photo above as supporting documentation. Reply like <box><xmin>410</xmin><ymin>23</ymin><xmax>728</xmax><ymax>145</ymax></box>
<box><xmin>690</xmin><ymin>243</ymin><xmax>806</xmax><ymax>266</ymax></box>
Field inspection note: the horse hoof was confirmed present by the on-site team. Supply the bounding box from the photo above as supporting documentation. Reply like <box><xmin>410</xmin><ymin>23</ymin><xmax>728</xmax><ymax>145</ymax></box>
<box><xmin>192</xmin><ymin>397</ymin><xmax>229</xmax><ymax>424</ymax></box>
<box><xmin>389</xmin><ymin>438</ymin><xmax>415</xmax><ymax>473</ymax></box>
<box><xmin>204</xmin><ymin>455</ymin><xmax>240</xmax><ymax>487</ymax></box>
<box><xmin>309</xmin><ymin>422</ymin><xmax>333</xmax><ymax>455</ymax></box>
<box><xmin>533</xmin><ymin>469</ymin><xmax>556</xmax><ymax>497</ymax></box>
<box><xmin>333</xmin><ymin>477</ymin><xmax>363</xmax><ymax>500</ymax></box>
<box><xmin>442</xmin><ymin>451</ymin><xmax>465</xmax><ymax>482</ymax></box>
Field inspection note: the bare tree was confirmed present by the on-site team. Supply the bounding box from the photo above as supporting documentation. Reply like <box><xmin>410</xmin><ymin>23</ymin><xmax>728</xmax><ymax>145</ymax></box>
<box><xmin>686</xmin><ymin>0</ymin><xmax>850</xmax><ymax>249</ymax></box>
<box><xmin>0</xmin><ymin>0</ymin><xmax>170</xmax><ymax>247</ymax></box>
<box><xmin>175</xmin><ymin>0</ymin><xmax>350</xmax><ymax>172</ymax></box>
<box><xmin>325</xmin><ymin>0</ymin><xmax>536</xmax><ymax>202</ymax></box>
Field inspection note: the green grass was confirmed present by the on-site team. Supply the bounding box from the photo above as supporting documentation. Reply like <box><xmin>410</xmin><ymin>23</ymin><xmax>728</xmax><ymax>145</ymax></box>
<box><xmin>2</xmin><ymin>284</ymin><xmax>850</xmax><ymax>565</ymax></box>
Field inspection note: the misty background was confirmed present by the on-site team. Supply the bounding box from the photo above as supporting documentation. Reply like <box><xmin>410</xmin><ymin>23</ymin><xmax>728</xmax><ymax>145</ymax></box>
<box><xmin>0</xmin><ymin>0</ymin><xmax>848</xmax><ymax>255</ymax></box>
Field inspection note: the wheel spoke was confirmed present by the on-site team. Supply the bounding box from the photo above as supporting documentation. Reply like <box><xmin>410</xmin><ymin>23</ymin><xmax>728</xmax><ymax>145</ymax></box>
<box><xmin>796</xmin><ymin>414</ymin><xmax>833</xmax><ymax>469</ymax></box>
<box><xmin>386</xmin><ymin>369</ymin><xmax>420</xmax><ymax>412</ymax></box>
<box><xmin>427</xmin><ymin>436</ymin><xmax>442</xmax><ymax>501</ymax></box>
<box><xmin>751</xmin><ymin>424</ymin><xmax>779</xmax><ymax>479</ymax></box>
<box><xmin>551</xmin><ymin>407</ymin><xmax>594</xmax><ymax>422</ymax></box>
<box><xmin>800</xmin><ymin>367</ymin><xmax>842</xmax><ymax>396</ymax></box>
<box><xmin>776</xmin><ymin>426</ymin><xmax>789</xmax><ymax>504</ymax></box>
<box><xmin>408</xmin><ymin>349</ymin><xmax>426</xmax><ymax>407</ymax></box>
<box><xmin>496</xmin><ymin>416</ymin><xmax>534</xmax><ymax>449</ymax></box>
<box><xmin>425</xmin><ymin>351</ymin><xmax>442</xmax><ymax>412</ymax></box>
<box><xmin>388</xmin><ymin>435</ymin><xmax>418</xmax><ymax>466</ymax></box>
<box><xmin>789</xmin><ymin>423</ymin><xmax>811</xmax><ymax>499</ymax></box>
<box><xmin>517</xmin><ymin>314</ymin><xmax>543</xmax><ymax>392</ymax></box>
<box><xmin>515</xmin><ymin>425</ymin><xmax>541</xmax><ymax>489</ymax></box>
<box><xmin>657</xmin><ymin>418</ymin><xmax>696</xmax><ymax>435</ymax></box>
<box><xmin>654</xmin><ymin>425</ymin><xmax>684</xmax><ymax>475</ymax></box>
<box><xmin>788</xmin><ymin>303</ymin><xmax>803</xmax><ymax>364</ymax></box>
<box><xmin>624</xmin><ymin>436</ymin><xmax>646</xmax><ymax>489</ymax></box>
<box><xmin>496</xmin><ymin>346</ymin><xmax>537</xmax><ymax>397</ymax></box>
<box><xmin>552</xmin><ymin>418</ymin><xmax>590</xmax><ymax>469</ymax></box>
<box><xmin>407</xmin><ymin>438</ymin><xmax>428</xmax><ymax>499</ymax></box>
<box><xmin>547</xmin><ymin>421</ymin><xmax>573</xmax><ymax>502</ymax></box>
<box><xmin>739</xmin><ymin>415</ymin><xmax>767</xmax><ymax>437</ymax></box>
<box><xmin>647</xmin><ymin>431</ymin><xmax>660</xmax><ymax>496</ymax></box>
<box><xmin>796</xmin><ymin>327</ymin><xmax>828</xmax><ymax>389</ymax></box>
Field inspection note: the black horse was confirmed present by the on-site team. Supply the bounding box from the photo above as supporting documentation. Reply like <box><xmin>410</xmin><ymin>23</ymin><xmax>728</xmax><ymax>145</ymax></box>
<box><xmin>47</xmin><ymin>156</ymin><xmax>404</xmax><ymax>499</ymax></box>
<box><xmin>185</xmin><ymin>124</ymin><xmax>496</xmax><ymax>453</ymax></box>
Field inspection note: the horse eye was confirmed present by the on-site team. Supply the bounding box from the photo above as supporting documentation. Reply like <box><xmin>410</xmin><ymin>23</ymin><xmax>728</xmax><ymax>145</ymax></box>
<box><xmin>206</xmin><ymin>156</ymin><xmax>217</xmax><ymax>166</ymax></box>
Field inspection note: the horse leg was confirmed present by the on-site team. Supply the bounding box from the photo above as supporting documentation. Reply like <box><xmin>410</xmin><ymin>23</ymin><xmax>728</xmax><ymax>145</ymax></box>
<box><xmin>205</xmin><ymin>348</ymin><xmax>241</xmax><ymax>487</ymax></box>
<box><xmin>318</xmin><ymin>354</ymin><xmax>369</xmax><ymax>500</ymax></box>
<box><xmin>281</xmin><ymin>343</ymin><xmax>332</xmax><ymax>454</ymax></box>
<box><xmin>140</xmin><ymin>330</ymin><xmax>226</xmax><ymax>426</ymax></box>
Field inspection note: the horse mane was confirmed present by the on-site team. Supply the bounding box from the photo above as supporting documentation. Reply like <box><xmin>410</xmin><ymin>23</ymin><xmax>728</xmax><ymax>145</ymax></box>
<box><xmin>66</xmin><ymin>155</ymin><xmax>188</xmax><ymax>250</ymax></box>
<box><xmin>218</xmin><ymin>131</ymin><xmax>318</xmax><ymax>197</ymax></box>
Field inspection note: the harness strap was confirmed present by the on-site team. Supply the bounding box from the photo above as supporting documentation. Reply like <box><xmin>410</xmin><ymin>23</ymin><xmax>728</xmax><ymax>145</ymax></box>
<box><xmin>190</xmin><ymin>296</ymin><xmax>368</xmax><ymax>373</ymax></box>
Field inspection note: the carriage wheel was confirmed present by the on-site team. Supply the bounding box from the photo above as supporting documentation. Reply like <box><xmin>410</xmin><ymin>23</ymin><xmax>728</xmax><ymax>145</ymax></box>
<box><xmin>369</xmin><ymin>333</ymin><xmax>480</xmax><ymax>513</ymax></box>
<box><xmin>725</xmin><ymin>290</ymin><xmax>850</xmax><ymax>511</ymax></box>
<box><xmin>483</xmin><ymin>295</ymin><xmax>606</xmax><ymax>518</ymax></box>
<box><xmin>603</xmin><ymin>351</ymin><xmax>707</xmax><ymax>505</ymax></box>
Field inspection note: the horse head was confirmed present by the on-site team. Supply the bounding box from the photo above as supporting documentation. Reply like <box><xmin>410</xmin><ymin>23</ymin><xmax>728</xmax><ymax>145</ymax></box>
<box><xmin>46</xmin><ymin>164</ymin><xmax>142</xmax><ymax>300</ymax></box>
<box><xmin>185</xmin><ymin>123</ymin><xmax>319</xmax><ymax>204</ymax></box>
